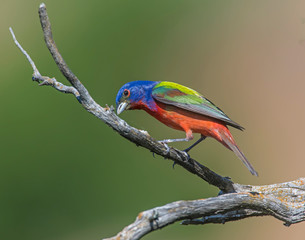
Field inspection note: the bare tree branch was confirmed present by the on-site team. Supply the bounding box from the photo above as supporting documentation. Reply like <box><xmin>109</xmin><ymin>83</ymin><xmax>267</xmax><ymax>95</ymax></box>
<box><xmin>9</xmin><ymin>27</ymin><xmax>80</xmax><ymax>99</ymax></box>
<box><xmin>105</xmin><ymin>178</ymin><xmax>305</xmax><ymax>239</ymax></box>
<box><xmin>10</xmin><ymin>3</ymin><xmax>305</xmax><ymax>240</ymax></box>
<box><xmin>38</xmin><ymin>3</ymin><xmax>91</xmax><ymax>104</ymax></box>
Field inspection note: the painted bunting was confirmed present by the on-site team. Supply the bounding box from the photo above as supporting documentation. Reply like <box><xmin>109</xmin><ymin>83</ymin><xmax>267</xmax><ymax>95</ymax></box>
<box><xmin>116</xmin><ymin>81</ymin><xmax>258</xmax><ymax>176</ymax></box>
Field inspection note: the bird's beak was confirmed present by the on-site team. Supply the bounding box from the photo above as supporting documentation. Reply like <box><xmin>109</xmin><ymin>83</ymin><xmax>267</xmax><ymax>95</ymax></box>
<box><xmin>117</xmin><ymin>101</ymin><xmax>129</xmax><ymax>115</ymax></box>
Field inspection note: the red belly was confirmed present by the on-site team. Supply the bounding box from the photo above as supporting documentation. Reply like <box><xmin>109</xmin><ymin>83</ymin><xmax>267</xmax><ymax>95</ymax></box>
<box><xmin>144</xmin><ymin>102</ymin><xmax>230</xmax><ymax>142</ymax></box>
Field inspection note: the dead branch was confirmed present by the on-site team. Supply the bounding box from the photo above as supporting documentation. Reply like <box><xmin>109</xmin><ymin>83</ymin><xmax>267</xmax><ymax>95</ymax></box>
<box><xmin>9</xmin><ymin>3</ymin><xmax>305</xmax><ymax>240</ymax></box>
<box><xmin>106</xmin><ymin>178</ymin><xmax>305</xmax><ymax>239</ymax></box>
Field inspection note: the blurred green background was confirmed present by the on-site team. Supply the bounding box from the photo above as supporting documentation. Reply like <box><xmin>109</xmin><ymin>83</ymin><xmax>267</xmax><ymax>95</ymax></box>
<box><xmin>2</xmin><ymin>0</ymin><xmax>305</xmax><ymax>239</ymax></box>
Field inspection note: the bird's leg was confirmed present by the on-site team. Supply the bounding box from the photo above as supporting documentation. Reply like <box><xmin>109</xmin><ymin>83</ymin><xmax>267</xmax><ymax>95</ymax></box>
<box><xmin>158</xmin><ymin>137</ymin><xmax>192</xmax><ymax>143</ymax></box>
<box><xmin>158</xmin><ymin>138</ymin><xmax>190</xmax><ymax>155</ymax></box>
<box><xmin>159</xmin><ymin>138</ymin><xmax>190</xmax><ymax>157</ymax></box>
<box><xmin>158</xmin><ymin>130</ymin><xmax>194</xmax><ymax>161</ymax></box>
<box><xmin>155</xmin><ymin>138</ymin><xmax>192</xmax><ymax>157</ymax></box>
<box><xmin>159</xmin><ymin>129</ymin><xmax>194</xmax><ymax>144</ymax></box>
<box><xmin>183</xmin><ymin>135</ymin><xmax>206</xmax><ymax>153</ymax></box>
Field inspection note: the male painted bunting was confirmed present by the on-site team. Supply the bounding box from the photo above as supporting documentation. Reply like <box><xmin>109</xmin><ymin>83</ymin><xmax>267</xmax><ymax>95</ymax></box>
<box><xmin>116</xmin><ymin>81</ymin><xmax>258</xmax><ymax>176</ymax></box>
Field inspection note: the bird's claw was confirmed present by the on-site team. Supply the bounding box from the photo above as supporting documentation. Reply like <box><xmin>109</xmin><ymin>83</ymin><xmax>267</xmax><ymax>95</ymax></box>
<box><xmin>182</xmin><ymin>151</ymin><xmax>190</xmax><ymax>161</ymax></box>
<box><xmin>172</xmin><ymin>151</ymin><xmax>189</xmax><ymax>169</ymax></box>
<box><xmin>158</xmin><ymin>141</ymin><xmax>170</xmax><ymax>154</ymax></box>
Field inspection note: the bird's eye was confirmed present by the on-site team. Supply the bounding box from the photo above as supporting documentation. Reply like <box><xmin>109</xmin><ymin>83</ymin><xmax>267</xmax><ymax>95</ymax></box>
<box><xmin>123</xmin><ymin>89</ymin><xmax>130</xmax><ymax>97</ymax></box>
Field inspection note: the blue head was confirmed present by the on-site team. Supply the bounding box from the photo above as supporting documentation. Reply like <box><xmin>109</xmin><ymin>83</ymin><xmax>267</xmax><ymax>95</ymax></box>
<box><xmin>116</xmin><ymin>81</ymin><xmax>159</xmax><ymax>114</ymax></box>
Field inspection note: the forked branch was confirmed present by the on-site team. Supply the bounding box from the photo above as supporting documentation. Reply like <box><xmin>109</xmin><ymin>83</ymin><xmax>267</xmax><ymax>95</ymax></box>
<box><xmin>10</xmin><ymin>3</ymin><xmax>305</xmax><ymax>240</ymax></box>
<box><xmin>106</xmin><ymin>178</ymin><xmax>305</xmax><ymax>239</ymax></box>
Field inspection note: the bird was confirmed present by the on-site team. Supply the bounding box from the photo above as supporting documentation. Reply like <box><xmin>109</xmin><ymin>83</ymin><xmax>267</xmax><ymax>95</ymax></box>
<box><xmin>115</xmin><ymin>80</ymin><xmax>258</xmax><ymax>176</ymax></box>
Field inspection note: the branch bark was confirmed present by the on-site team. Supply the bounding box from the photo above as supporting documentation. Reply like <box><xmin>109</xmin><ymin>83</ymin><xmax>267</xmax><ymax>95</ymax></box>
<box><xmin>9</xmin><ymin>3</ymin><xmax>305</xmax><ymax>240</ymax></box>
<box><xmin>106</xmin><ymin>178</ymin><xmax>305</xmax><ymax>239</ymax></box>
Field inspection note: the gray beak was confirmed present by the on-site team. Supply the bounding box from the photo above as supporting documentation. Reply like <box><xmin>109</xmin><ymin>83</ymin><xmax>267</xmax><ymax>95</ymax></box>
<box><xmin>117</xmin><ymin>101</ymin><xmax>128</xmax><ymax>115</ymax></box>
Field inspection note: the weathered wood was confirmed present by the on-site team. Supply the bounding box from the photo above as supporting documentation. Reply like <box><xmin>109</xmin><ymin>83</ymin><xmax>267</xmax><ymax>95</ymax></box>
<box><xmin>105</xmin><ymin>178</ymin><xmax>305</xmax><ymax>239</ymax></box>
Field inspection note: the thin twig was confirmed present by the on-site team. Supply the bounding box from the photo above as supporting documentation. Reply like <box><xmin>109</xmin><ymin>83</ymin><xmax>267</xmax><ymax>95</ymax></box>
<box><xmin>9</xmin><ymin>27</ymin><xmax>80</xmax><ymax>100</ymax></box>
<box><xmin>38</xmin><ymin>3</ymin><xmax>92</xmax><ymax>104</ymax></box>
<box><xmin>9</xmin><ymin>27</ymin><xmax>40</xmax><ymax>78</ymax></box>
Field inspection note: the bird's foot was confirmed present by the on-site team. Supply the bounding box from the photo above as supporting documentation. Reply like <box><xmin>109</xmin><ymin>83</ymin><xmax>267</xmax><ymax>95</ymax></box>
<box><xmin>173</xmin><ymin>151</ymin><xmax>189</xmax><ymax>169</ymax></box>
<box><xmin>182</xmin><ymin>151</ymin><xmax>190</xmax><ymax>161</ymax></box>
<box><xmin>158</xmin><ymin>141</ymin><xmax>170</xmax><ymax>154</ymax></box>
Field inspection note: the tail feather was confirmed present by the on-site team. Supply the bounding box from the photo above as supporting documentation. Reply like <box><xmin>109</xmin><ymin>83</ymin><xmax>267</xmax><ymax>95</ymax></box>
<box><xmin>219</xmin><ymin>130</ymin><xmax>258</xmax><ymax>176</ymax></box>
<box><xmin>229</xmin><ymin>143</ymin><xmax>258</xmax><ymax>176</ymax></box>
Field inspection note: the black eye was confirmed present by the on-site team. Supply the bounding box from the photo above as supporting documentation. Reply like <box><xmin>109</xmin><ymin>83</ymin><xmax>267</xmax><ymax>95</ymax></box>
<box><xmin>123</xmin><ymin>89</ymin><xmax>130</xmax><ymax>97</ymax></box>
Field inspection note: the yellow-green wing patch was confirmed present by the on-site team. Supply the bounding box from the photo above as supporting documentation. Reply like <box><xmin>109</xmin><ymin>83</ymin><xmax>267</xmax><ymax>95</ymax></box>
<box><xmin>152</xmin><ymin>81</ymin><xmax>244</xmax><ymax>130</ymax></box>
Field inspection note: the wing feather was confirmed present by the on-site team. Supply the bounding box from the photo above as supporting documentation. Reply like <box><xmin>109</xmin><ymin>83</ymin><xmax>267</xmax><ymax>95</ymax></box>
<box><xmin>152</xmin><ymin>82</ymin><xmax>244</xmax><ymax>130</ymax></box>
